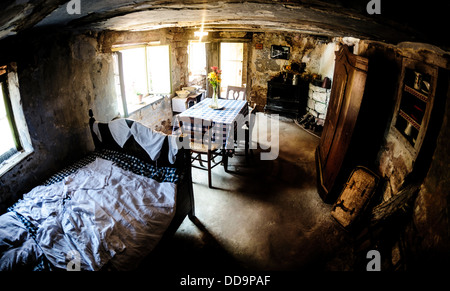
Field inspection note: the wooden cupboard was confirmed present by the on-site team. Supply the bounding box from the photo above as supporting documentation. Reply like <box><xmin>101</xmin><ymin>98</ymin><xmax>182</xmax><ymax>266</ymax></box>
<box><xmin>316</xmin><ymin>45</ymin><xmax>369</xmax><ymax>203</ymax></box>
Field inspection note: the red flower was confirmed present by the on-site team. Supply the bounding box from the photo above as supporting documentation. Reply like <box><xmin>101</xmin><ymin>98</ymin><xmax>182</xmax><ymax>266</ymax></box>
<box><xmin>211</xmin><ymin>66</ymin><xmax>218</xmax><ymax>71</ymax></box>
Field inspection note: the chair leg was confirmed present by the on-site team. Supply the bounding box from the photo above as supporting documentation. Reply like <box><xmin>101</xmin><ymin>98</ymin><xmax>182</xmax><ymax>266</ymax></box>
<box><xmin>197</xmin><ymin>153</ymin><xmax>204</xmax><ymax>167</ymax></box>
<box><xmin>208</xmin><ymin>150</ymin><xmax>212</xmax><ymax>188</ymax></box>
<box><xmin>222</xmin><ymin>149</ymin><xmax>229</xmax><ymax>173</ymax></box>
<box><xmin>245</xmin><ymin>128</ymin><xmax>249</xmax><ymax>159</ymax></box>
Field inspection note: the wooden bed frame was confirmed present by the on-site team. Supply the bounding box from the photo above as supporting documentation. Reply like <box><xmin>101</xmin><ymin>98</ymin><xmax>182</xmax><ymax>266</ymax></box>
<box><xmin>88</xmin><ymin>109</ymin><xmax>195</xmax><ymax>247</ymax></box>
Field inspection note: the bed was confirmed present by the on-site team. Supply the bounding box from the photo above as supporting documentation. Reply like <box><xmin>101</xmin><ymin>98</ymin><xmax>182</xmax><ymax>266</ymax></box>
<box><xmin>0</xmin><ymin>110</ymin><xmax>194</xmax><ymax>271</ymax></box>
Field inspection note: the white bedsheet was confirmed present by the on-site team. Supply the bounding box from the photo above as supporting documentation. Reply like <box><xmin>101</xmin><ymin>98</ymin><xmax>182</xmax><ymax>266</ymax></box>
<box><xmin>93</xmin><ymin>119</ymin><xmax>179</xmax><ymax>164</ymax></box>
<box><xmin>108</xmin><ymin>119</ymin><xmax>132</xmax><ymax>147</ymax></box>
<box><xmin>10</xmin><ymin>158</ymin><xmax>176</xmax><ymax>271</ymax></box>
<box><xmin>131</xmin><ymin>121</ymin><xmax>166</xmax><ymax>161</ymax></box>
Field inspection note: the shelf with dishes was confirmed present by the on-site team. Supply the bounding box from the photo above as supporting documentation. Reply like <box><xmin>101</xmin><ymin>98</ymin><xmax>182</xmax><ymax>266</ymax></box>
<box><xmin>398</xmin><ymin>109</ymin><xmax>421</xmax><ymax>130</ymax></box>
<box><xmin>392</xmin><ymin>58</ymin><xmax>437</xmax><ymax>152</ymax></box>
<box><xmin>403</xmin><ymin>85</ymin><xmax>429</xmax><ymax>102</ymax></box>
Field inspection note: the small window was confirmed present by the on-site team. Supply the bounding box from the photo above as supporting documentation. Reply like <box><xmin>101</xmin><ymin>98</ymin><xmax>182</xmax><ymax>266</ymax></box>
<box><xmin>0</xmin><ymin>81</ymin><xmax>19</xmax><ymax>163</ymax></box>
<box><xmin>113</xmin><ymin>44</ymin><xmax>171</xmax><ymax>117</ymax></box>
<box><xmin>0</xmin><ymin>63</ymin><xmax>33</xmax><ymax>177</ymax></box>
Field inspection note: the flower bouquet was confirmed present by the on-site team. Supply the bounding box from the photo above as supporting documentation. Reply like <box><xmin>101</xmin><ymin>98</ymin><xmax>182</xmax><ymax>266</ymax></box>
<box><xmin>208</xmin><ymin>66</ymin><xmax>222</xmax><ymax>108</ymax></box>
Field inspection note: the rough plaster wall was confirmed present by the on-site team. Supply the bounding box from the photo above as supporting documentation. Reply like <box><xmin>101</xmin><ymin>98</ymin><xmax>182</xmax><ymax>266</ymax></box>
<box><xmin>0</xmin><ymin>28</ymin><xmax>194</xmax><ymax>211</ymax></box>
<box><xmin>248</xmin><ymin>32</ymin><xmax>336</xmax><ymax>110</ymax></box>
<box><xmin>358</xmin><ymin>39</ymin><xmax>450</xmax><ymax>266</ymax></box>
<box><xmin>409</xmin><ymin>62</ymin><xmax>450</xmax><ymax>265</ymax></box>
<box><xmin>365</xmin><ymin>42</ymin><xmax>450</xmax><ymax>201</ymax></box>
<box><xmin>169</xmin><ymin>28</ymin><xmax>190</xmax><ymax>93</ymax></box>
<box><xmin>0</xmin><ymin>31</ymin><xmax>117</xmax><ymax>213</ymax></box>
<box><xmin>377</xmin><ymin>130</ymin><xmax>416</xmax><ymax>197</ymax></box>
<box><xmin>412</xmin><ymin>92</ymin><xmax>450</xmax><ymax>261</ymax></box>
<box><xmin>128</xmin><ymin>97</ymin><xmax>173</xmax><ymax>134</ymax></box>
<box><xmin>318</xmin><ymin>42</ymin><xmax>337</xmax><ymax>80</ymax></box>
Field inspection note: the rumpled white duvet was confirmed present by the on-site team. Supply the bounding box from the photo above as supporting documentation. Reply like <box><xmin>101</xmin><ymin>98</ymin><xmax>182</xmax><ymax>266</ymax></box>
<box><xmin>0</xmin><ymin>158</ymin><xmax>176</xmax><ymax>271</ymax></box>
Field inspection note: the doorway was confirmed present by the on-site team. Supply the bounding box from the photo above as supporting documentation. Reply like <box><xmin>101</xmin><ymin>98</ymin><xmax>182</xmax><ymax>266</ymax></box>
<box><xmin>220</xmin><ymin>42</ymin><xmax>244</xmax><ymax>96</ymax></box>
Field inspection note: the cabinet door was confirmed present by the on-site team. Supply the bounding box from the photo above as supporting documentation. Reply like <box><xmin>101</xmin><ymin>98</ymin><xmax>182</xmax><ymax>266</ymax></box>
<box><xmin>317</xmin><ymin>45</ymin><xmax>369</xmax><ymax>202</ymax></box>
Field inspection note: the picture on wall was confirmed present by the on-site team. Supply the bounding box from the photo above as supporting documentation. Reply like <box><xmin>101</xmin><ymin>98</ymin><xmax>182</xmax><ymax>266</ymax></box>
<box><xmin>270</xmin><ymin>45</ymin><xmax>290</xmax><ymax>59</ymax></box>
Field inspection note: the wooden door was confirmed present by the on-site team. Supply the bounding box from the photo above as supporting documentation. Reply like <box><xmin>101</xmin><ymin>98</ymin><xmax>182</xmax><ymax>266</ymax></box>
<box><xmin>316</xmin><ymin>45</ymin><xmax>369</xmax><ymax>203</ymax></box>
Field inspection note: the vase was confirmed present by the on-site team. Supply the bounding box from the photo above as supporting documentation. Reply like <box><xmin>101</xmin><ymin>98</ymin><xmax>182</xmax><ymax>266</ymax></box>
<box><xmin>211</xmin><ymin>85</ymin><xmax>219</xmax><ymax>109</ymax></box>
<box><xmin>404</xmin><ymin>122</ymin><xmax>413</xmax><ymax>136</ymax></box>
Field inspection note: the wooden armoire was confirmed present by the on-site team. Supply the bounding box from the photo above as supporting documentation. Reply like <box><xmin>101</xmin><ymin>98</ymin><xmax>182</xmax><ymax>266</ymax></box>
<box><xmin>316</xmin><ymin>45</ymin><xmax>369</xmax><ymax>203</ymax></box>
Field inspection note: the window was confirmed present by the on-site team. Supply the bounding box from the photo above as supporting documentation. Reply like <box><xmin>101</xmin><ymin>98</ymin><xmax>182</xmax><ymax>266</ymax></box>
<box><xmin>0</xmin><ymin>81</ymin><xmax>19</xmax><ymax>163</ymax></box>
<box><xmin>0</xmin><ymin>63</ymin><xmax>33</xmax><ymax>177</ymax></box>
<box><xmin>113</xmin><ymin>44</ymin><xmax>171</xmax><ymax>117</ymax></box>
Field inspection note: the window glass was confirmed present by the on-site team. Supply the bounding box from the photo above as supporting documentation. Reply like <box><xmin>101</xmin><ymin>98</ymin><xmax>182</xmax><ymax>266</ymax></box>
<box><xmin>0</xmin><ymin>63</ymin><xmax>33</xmax><ymax>177</ymax></box>
<box><xmin>147</xmin><ymin>45</ymin><xmax>171</xmax><ymax>94</ymax></box>
<box><xmin>121</xmin><ymin>47</ymin><xmax>148</xmax><ymax>109</ymax></box>
<box><xmin>115</xmin><ymin>45</ymin><xmax>171</xmax><ymax>116</ymax></box>
<box><xmin>0</xmin><ymin>82</ymin><xmax>18</xmax><ymax>163</ymax></box>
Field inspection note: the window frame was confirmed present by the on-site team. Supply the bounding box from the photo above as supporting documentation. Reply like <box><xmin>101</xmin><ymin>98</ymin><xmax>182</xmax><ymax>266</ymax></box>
<box><xmin>0</xmin><ymin>63</ymin><xmax>33</xmax><ymax>177</ymax></box>
<box><xmin>112</xmin><ymin>44</ymin><xmax>172</xmax><ymax>117</ymax></box>
<box><xmin>0</xmin><ymin>73</ymin><xmax>21</xmax><ymax>152</ymax></box>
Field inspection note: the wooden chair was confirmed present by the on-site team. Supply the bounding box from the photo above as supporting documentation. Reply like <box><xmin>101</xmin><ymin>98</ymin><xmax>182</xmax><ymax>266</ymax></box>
<box><xmin>226</xmin><ymin>86</ymin><xmax>247</xmax><ymax>101</ymax></box>
<box><xmin>178</xmin><ymin>116</ymin><xmax>223</xmax><ymax>188</ymax></box>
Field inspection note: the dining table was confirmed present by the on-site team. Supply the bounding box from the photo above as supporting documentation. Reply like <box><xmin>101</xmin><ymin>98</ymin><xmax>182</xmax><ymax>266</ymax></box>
<box><xmin>173</xmin><ymin>97</ymin><xmax>249</xmax><ymax>171</ymax></box>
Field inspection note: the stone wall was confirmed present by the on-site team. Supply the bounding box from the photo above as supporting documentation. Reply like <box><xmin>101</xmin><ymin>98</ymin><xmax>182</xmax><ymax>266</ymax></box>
<box><xmin>306</xmin><ymin>83</ymin><xmax>331</xmax><ymax>126</ymax></box>
<box><xmin>0</xmin><ymin>30</ymin><xmax>118</xmax><ymax>212</ymax></box>
<box><xmin>248</xmin><ymin>32</ymin><xmax>336</xmax><ymax>111</ymax></box>
<box><xmin>357</xmin><ymin>40</ymin><xmax>450</xmax><ymax>269</ymax></box>
<box><xmin>128</xmin><ymin>96</ymin><xmax>174</xmax><ymax>134</ymax></box>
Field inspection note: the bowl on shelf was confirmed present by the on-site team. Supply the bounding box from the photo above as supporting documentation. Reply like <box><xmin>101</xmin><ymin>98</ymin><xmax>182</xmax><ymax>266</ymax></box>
<box><xmin>176</xmin><ymin>90</ymin><xmax>190</xmax><ymax>98</ymax></box>
<box><xmin>182</xmin><ymin>87</ymin><xmax>196</xmax><ymax>94</ymax></box>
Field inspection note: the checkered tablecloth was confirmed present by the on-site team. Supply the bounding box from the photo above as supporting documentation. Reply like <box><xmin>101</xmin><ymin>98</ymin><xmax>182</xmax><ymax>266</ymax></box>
<box><xmin>173</xmin><ymin>98</ymin><xmax>249</xmax><ymax>149</ymax></box>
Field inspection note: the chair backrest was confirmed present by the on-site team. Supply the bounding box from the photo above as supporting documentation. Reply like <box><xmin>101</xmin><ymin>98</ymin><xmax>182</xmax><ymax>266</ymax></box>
<box><xmin>177</xmin><ymin>116</ymin><xmax>214</xmax><ymax>148</ymax></box>
<box><xmin>226</xmin><ymin>86</ymin><xmax>247</xmax><ymax>100</ymax></box>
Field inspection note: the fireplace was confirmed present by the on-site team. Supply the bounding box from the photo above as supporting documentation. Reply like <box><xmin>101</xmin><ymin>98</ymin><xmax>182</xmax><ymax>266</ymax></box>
<box><xmin>264</xmin><ymin>79</ymin><xmax>309</xmax><ymax>117</ymax></box>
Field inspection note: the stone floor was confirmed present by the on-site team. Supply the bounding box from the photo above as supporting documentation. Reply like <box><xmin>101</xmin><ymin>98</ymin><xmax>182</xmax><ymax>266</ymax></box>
<box><xmin>143</xmin><ymin>113</ymin><xmax>358</xmax><ymax>272</ymax></box>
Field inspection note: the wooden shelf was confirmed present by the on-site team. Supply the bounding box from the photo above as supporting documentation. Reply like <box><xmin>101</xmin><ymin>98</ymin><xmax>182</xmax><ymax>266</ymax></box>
<box><xmin>392</xmin><ymin>58</ymin><xmax>438</xmax><ymax>157</ymax></box>
<box><xmin>399</xmin><ymin>109</ymin><xmax>421</xmax><ymax>130</ymax></box>
<box><xmin>404</xmin><ymin>85</ymin><xmax>428</xmax><ymax>102</ymax></box>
